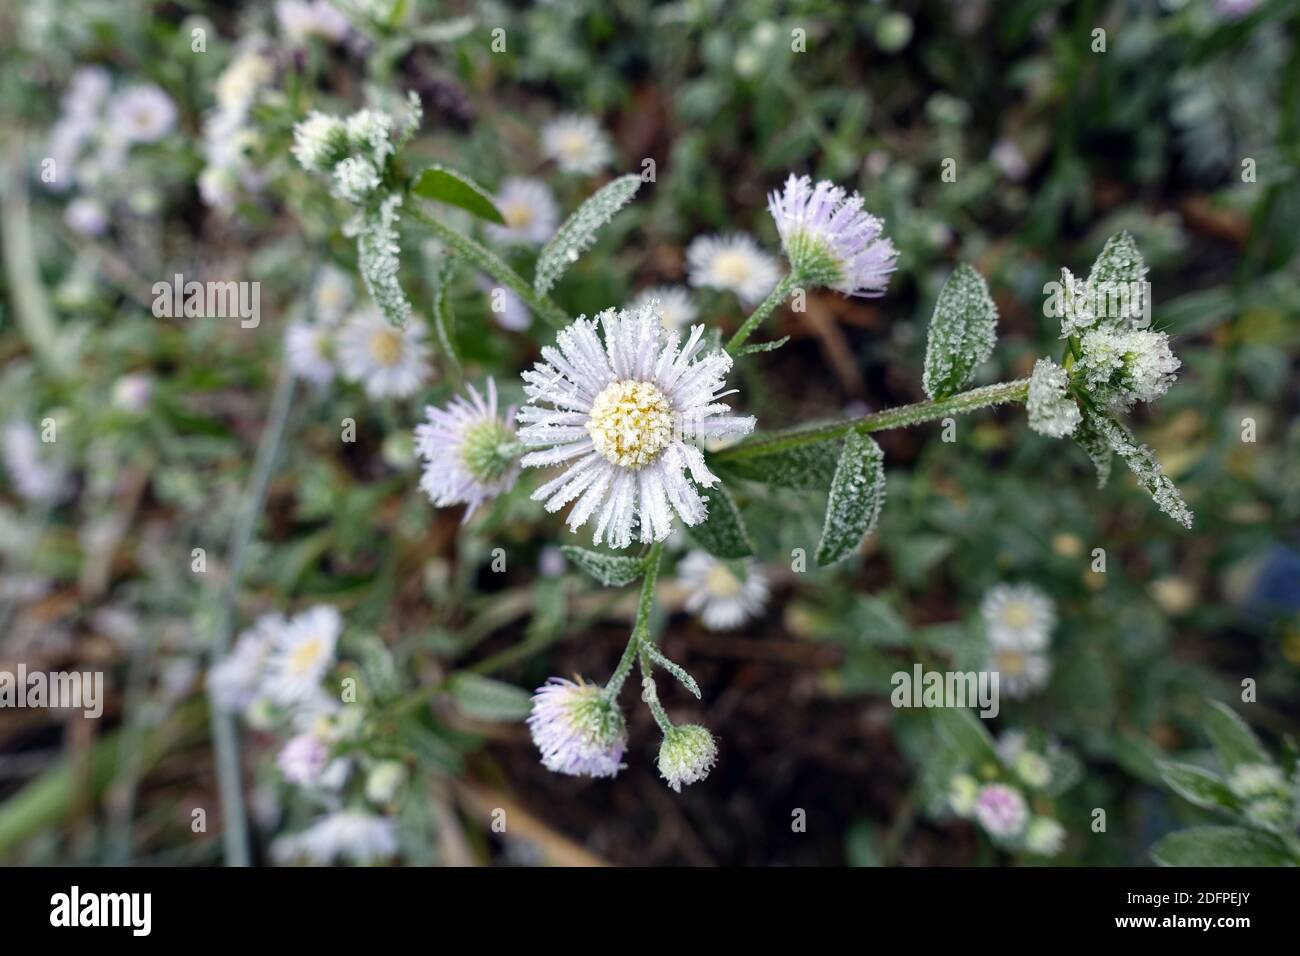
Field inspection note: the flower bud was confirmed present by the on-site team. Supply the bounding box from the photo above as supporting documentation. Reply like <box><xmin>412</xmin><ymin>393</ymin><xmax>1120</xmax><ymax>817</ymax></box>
<box><xmin>657</xmin><ymin>724</ymin><xmax>718</xmax><ymax>793</ymax></box>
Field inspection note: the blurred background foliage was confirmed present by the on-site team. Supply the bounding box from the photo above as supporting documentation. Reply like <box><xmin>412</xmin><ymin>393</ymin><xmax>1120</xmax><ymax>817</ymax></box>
<box><xmin>0</xmin><ymin>0</ymin><xmax>1297</xmax><ymax>865</ymax></box>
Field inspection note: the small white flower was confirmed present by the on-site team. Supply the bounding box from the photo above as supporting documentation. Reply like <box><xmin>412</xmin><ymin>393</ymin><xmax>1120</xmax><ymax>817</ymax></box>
<box><xmin>981</xmin><ymin>583</ymin><xmax>1055</xmax><ymax>651</ymax></box>
<box><xmin>111</xmin><ymin>373</ymin><xmax>153</xmax><ymax>412</ymax></box>
<box><xmin>485</xmin><ymin>177</ymin><xmax>558</xmax><ymax>246</ymax></box>
<box><xmin>263</xmin><ymin>605</ymin><xmax>342</xmax><ymax>708</ymax></box>
<box><xmin>476</xmin><ymin>274</ymin><xmax>532</xmax><ymax>331</ymax></box>
<box><xmin>1026</xmin><ymin>357</ymin><xmax>1082</xmax><ymax>438</ymax></box>
<box><xmin>630</xmin><ymin>286</ymin><xmax>697</xmax><ymax>331</ymax></box>
<box><xmin>767</xmin><ymin>174</ymin><xmax>897</xmax><ymax>296</ymax></box>
<box><xmin>1024</xmin><ymin>816</ymin><xmax>1066</xmax><ymax>855</ymax></box>
<box><xmin>949</xmin><ymin>774</ymin><xmax>980</xmax><ymax>816</ymax></box>
<box><xmin>277</xmin><ymin>732</ymin><xmax>329</xmax><ymax>786</ymax></box>
<box><xmin>276</xmin><ymin>0</ymin><xmax>351</xmax><ymax>45</ymax></box>
<box><xmin>2</xmin><ymin>420</ymin><xmax>69</xmax><ymax>504</ymax></box>
<box><xmin>973</xmin><ymin>783</ymin><xmax>1028</xmax><ymax>839</ymax></box>
<box><xmin>414</xmin><ymin>378</ymin><xmax>519</xmax><ymax>520</ymax></box>
<box><xmin>657</xmin><ymin>724</ymin><xmax>718</xmax><ymax>792</ymax></box>
<box><xmin>63</xmin><ymin>66</ymin><xmax>111</xmax><ymax>119</ymax></box>
<box><xmin>987</xmin><ymin>645</ymin><xmax>1051</xmax><ymax>699</ymax></box>
<box><xmin>345</xmin><ymin>109</ymin><xmax>394</xmax><ymax>166</ymax></box>
<box><xmin>365</xmin><ymin>761</ymin><xmax>407</xmax><ymax>805</ymax></box>
<box><xmin>336</xmin><ymin>309</ymin><xmax>431</xmax><ymax>399</ymax></box>
<box><xmin>517</xmin><ymin>306</ymin><xmax>756</xmax><ymax>549</ymax></box>
<box><xmin>209</xmin><ymin>613</ymin><xmax>285</xmax><ymax>712</ymax></box>
<box><xmin>108</xmin><ymin>84</ymin><xmax>177</xmax><ymax>144</ymax></box>
<box><xmin>1013</xmin><ymin>750</ymin><xmax>1053</xmax><ymax>789</ymax></box>
<box><xmin>527</xmin><ymin>677</ymin><xmax>627</xmax><ymax>778</ymax></box>
<box><xmin>215</xmin><ymin>51</ymin><xmax>274</xmax><ymax>116</ymax></box>
<box><xmin>64</xmin><ymin>196</ymin><xmax>108</xmax><ymax>236</ymax></box>
<box><xmin>686</xmin><ymin>233</ymin><xmax>780</xmax><ymax>307</ymax></box>
<box><xmin>1226</xmin><ymin>763</ymin><xmax>1286</xmax><ymax>801</ymax></box>
<box><xmin>541</xmin><ymin>114</ymin><xmax>613</xmax><ymax>174</ymax></box>
<box><xmin>286</xmin><ymin>321</ymin><xmax>336</xmax><ymax>386</ymax></box>
<box><xmin>272</xmin><ymin>811</ymin><xmax>397</xmax><ymax>866</ymax></box>
<box><xmin>311</xmin><ymin>265</ymin><xmax>355</xmax><ymax>325</ymax></box>
<box><xmin>1076</xmin><ymin>328</ymin><xmax>1180</xmax><ymax>413</ymax></box>
<box><xmin>677</xmin><ymin>550</ymin><xmax>769</xmax><ymax>630</ymax></box>
<box><xmin>990</xmin><ymin>139</ymin><xmax>1029</xmax><ymax>181</ymax></box>
<box><xmin>331</xmin><ymin>155</ymin><xmax>382</xmax><ymax>203</ymax></box>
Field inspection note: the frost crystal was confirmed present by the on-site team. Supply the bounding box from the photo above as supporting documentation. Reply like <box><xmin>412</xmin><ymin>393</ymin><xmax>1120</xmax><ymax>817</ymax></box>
<box><xmin>1075</xmin><ymin>328</ymin><xmax>1180</xmax><ymax>412</ymax></box>
<box><xmin>1026</xmin><ymin>358</ymin><xmax>1081</xmax><ymax>438</ymax></box>
<box><xmin>527</xmin><ymin>677</ymin><xmax>627</xmax><ymax>778</ymax></box>
<box><xmin>657</xmin><ymin>724</ymin><xmax>718</xmax><ymax>792</ymax></box>
<box><xmin>352</xmin><ymin>194</ymin><xmax>413</xmax><ymax>327</ymax></box>
<box><xmin>922</xmin><ymin>264</ymin><xmax>999</xmax><ymax>400</ymax></box>
<box><xmin>1091</xmin><ymin>415</ymin><xmax>1194</xmax><ymax>529</ymax></box>
<box><xmin>331</xmin><ymin>155</ymin><xmax>382</xmax><ymax>203</ymax></box>
<box><xmin>291</xmin><ymin>111</ymin><xmax>349</xmax><ymax>172</ymax></box>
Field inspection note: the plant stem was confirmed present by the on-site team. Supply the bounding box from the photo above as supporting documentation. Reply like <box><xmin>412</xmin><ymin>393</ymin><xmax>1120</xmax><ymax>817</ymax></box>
<box><xmin>637</xmin><ymin>644</ymin><xmax>675</xmax><ymax>734</ymax></box>
<box><xmin>203</xmin><ymin>360</ymin><xmax>297</xmax><ymax>867</ymax></box>
<box><xmin>715</xmin><ymin>378</ymin><xmax>1031</xmax><ymax>462</ymax></box>
<box><xmin>725</xmin><ymin>272</ymin><xmax>801</xmax><ymax>355</ymax></box>
<box><xmin>405</xmin><ymin>203</ymin><xmax>570</xmax><ymax>328</ymax></box>
<box><xmin>602</xmin><ymin>541</ymin><xmax>664</xmax><ymax>702</ymax></box>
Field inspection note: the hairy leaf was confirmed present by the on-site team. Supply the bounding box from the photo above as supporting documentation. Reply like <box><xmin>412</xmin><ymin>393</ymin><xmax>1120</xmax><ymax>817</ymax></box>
<box><xmin>559</xmin><ymin>546</ymin><xmax>645</xmax><ymax>587</ymax></box>
<box><xmin>1086</xmin><ymin>230</ymin><xmax>1148</xmax><ymax>328</ymax></box>
<box><xmin>715</xmin><ymin>439</ymin><xmax>840</xmax><ymax>490</ymax></box>
<box><xmin>411</xmin><ymin>165</ymin><xmax>505</xmax><ymax>224</ymax></box>
<box><xmin>816</xmin><ymin>431</ymin><xmax>885</xmax><ymax>566</ymax></box>
<box><xmin>688</xmin><ymin>483</ymin><xmax>754</xmax><ymax>558</ymax></box>
<box><xmin>1158</xmin><ymin>761</ymin><xmax>1238</xmax><ymax>812</ymax></box>
<box><xmin>645</xmin><ymin>644</ymin><xmax>702</xmax><ymax>700</ymax></box>
<box><xmin>429</xmin><ymin>251</ymin><xmax>459</xmax><ymax>373</ymax></box>
<box><xmin>535</xmin><ymin>174</ymin><xmax>641</xmax><ymax>296</ymax></box>
<box><xmin>446</xmin><ymin>673</ymin><xmax>532</xmax><ymax>722</ymax></box>
<box><xmin>1203</xmin><ymin>701</ymin><xmax>1271</xmax><ymax>772</ymax></box>
<box><xmin>1151</xmin><ymin>827</ymin><xmax>1294</xmax><ymax>867</ymax></box>
<box><xmin>352</xmin><ymin>194</ymin><xmax>412</xmax><ymax>327</ymax></box>
<box><xmin>922</xmin><ymin>263</ymin><xmax>998</xmax><ymax>400</ymax></box>
<box><xmin>932</xmin><ymin>708</ymin><xmax>999</xmax><ymax>766</ymax></box>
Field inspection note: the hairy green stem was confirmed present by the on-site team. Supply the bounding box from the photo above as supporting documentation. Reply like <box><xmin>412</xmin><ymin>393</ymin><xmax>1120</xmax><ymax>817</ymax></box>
<box><xmin>637</xmin><ymin>644</ymin><xmax>675</xmax><ymax>734</ymax></box>
<box><xmin>716</xmin><ymin>379</ymin><xmax>1031</xmax><ymax>462</ymax></box>
<box><xmin>602</xmin><ymin>541</ymin><xmax>664</xmax><ymax>702</ymax></box>
<box><xmin>725</xmin><ymin>272</ymin><xmax>801</xmax><ymax>354</ymax></box>
<box><xmin>202</xmin><ymin>360</ymin><xmax>297</xmax><ymax>867</ymax></box>
<box><xmin>406</xmin><ymin>203</ymin><xmax>570</xmax><ymax>328</ymax></box>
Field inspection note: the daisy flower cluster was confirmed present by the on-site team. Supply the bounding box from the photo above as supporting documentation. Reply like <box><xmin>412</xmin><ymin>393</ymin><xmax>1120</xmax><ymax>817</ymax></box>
<box><xmin>45</xmin><ymin>66</ymin><xmax>178</xmax><ymax>234</ymax></box>
<box><xmin>948</xmin><ymin>731</ymin><xmax>1069</xmax><ymax>857</ymax></box>
<box><xmin>980</xmin><ymin>583</ymin><xmax>1055</xmax><ymax>699</ymax></box>
<box><xmin>209</xmin><ymin>605</ymin><xmax>405</xmax><ymax>864</ymax></box>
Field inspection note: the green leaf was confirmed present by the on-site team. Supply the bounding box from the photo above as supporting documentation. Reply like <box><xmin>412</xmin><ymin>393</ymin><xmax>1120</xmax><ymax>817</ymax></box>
<box><xmin>738</xmin><ymin>335</ymin><xmax>790</xmax><ymax>356</ymax></box>
<box><xmin>534</xmin><ymin>174</ymin><xmax>641</xmax><ymax>296</ymax></box>
<box><xmin>816</xmin><ymin>431</ymin><xmax>885</xmax><ymax>566</ymax></box>
<box><xmin>687</xmin><ymin>483</ymin><xmax>754</xmax><ymax>558</ymax></box>
<box><xmin>921</xmin><ymin>263</ymin><xmax>998</xmax><ymax>400</ymax></box>
<box><xmin>411</xmin><ymin>165</ymin><xmax>505</xmax><ymax>224</ymax></box>
<box><xmin>932</xmin><ymin>708</ymin><xmax>999</xmax><ymax>767</ymax></box>
<box><xmin>1072</xmin><ymin>410</ymin><xmax>1113</xmax><ymax>488</ymax></box>
<box><xmin>445</xmin><ymin>673</ymin><xmax>532</xmax><ymax>722</ymax></box>
<box><xmin>1203</xmin><ymin>701</ymin><xmax>1271</xmax><ymax>772</ymax></box>
<box><xmin>1157</xmin><ymin>761</ymin><xmax>1238</xmax><ymax>812</ymax></box>
<box><xmin>645</xmin><ymin>644</ymin><xmax>701</xmax><ymax>700</ymax></box>
<box><xmin>1151</xmin><ymin>827</ymin><xmax>1295</xmax><ymax>867</ymax></box>
<box><xmin>1043</xmin><ymin>750</ymin><xmax>1084</xmax><ymax>797</ymax></box>
<box><xmin>1085</xmin><ymin>230</ymin><xmax>1148</xmax><ymax>328</ymax></box>
<box><xmin>559</xmin><ymin>546</ymin><xmax>645</xmax><ymax>587</ymax></box>
<box><xmin>429</xmin><ymin>251</ymin><xmax>460</xmax><ymax>374</ymax></box>
<box><xmin>715</xmin><ymin>440</ymin><xmax>840</xmax><ymax>490</ymax></box>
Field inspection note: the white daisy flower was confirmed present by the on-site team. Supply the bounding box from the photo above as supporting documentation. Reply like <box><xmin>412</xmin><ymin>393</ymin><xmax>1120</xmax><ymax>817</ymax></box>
<box><xmin>107</xmin><ymin>84</ymin><xmax>178</xmax><ymax>144</ymax></box>
<box><xmin>276</xmin><ymin>0</ymin><xmax>351</xmax><ymax>45</ymax></box>
<box><xmin>414</xmin><ymin>378</ymin><xmax>519</xmax><ymax>520</ymax></box>
<box><xmin>1024</xmin><ymin>816</ymin><xmax>1065</xmax><ymax>855</ymax></box>
<box><xmin>277</xmin><ymin>732</ymin><xmax>329</xmax><ymax>786</ymax></box>
<box><xmin>516</xmin><ymin>305</ymin><xmax>756</xmax><ymax>549</ymax></box>
<box><xmin>485</xmin><ymin>177</ymin><xmax>558</xmax><ymax>246</ymax></box>
<box><xmin>630</xmin><ymin>286</ymin><xmax>697</xmax><ymax>331</ymax></box>
<box><xmin>987</xmin><ymin>645</ymin><xmax>1051</xmax><ymax>699</ymax></box>
<box><xmin>2</xmin><ymin>420</ymin><xmax>69</xmax><ymax>504</ymax></box>
<box><xmin>311</xmin><ymin>265</ymin><xmax>355</xmax><ymax>325</ymax></box>
<box><xmin>541</xmin><ymin>113</ymin><xmax>613</xmax><ymax>174</ymax></box>
<box><xmin>677</xmin><ymin>550</ymin><xmax>769</xmax><ymax>630</ymax></box>
<box><xmin>972</xmin><ymin>783</ymin><xmax>1029</xmax><ymax>839</ymax></box>
<box><xmin>65</xmin><ymin>196</ymin><xmax>108</xmax><ymax>235</ymax></box>
<box><xmin>336</xmin><ymin>309</ymin><xmax>431</xmax><ymax>399</ymax></box>
<box><xmin>272</xmin><ymin>811</ymin><xmax>397</xmax><ymax>866</ymax></box>
<box><xmin>980</xmin><ymin>583</ymin><xmax>1055</xmax><ymax>651</ymax></box>
<box><xmin>285</xmin><ymin>321</ymin><xmax>336</xmax><ymax>386</ymax></box>
<box><xmin>767</xmin><ymin>174</ymin><xmax>897</xmax><ymax>296</ymax></box>
<box><xmin>527</xmin><ymin>677</ymin><xmax>627</xmax><ymax>778</ymax></box>
<box><xmin>686</xmin><ymin>233</ymin><xmax>781</xmax><ymax>307</ymax></box>
<box><xmin>263</xmin><ymin>605</ymin><xmax>341</xmax><ymax>708</ymax></box>
<box><xmin>111</xmin><ymin>373</ymin><xmax>154</xmax><ymax>412</ymax></box>
<box><xmin>990</xmin><ymin>139</ymin><xmax>1029</xmax><ymax>181</ymax></box>
<box><xmin>62</xmin><ymin>66</ymin><xmax>111</xmax><ymax>120</ymax></box>
<box><xmin>209</xmin><ymin>613</ymin><xmax>285</xmax><ymax>712</ymax></box>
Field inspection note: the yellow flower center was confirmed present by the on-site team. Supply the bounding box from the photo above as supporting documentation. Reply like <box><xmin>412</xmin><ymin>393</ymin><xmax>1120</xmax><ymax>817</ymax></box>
<box><xmin>288</xmin><ymin>637</ymin><xmax>324</xmax><ymax>676</ymax></box>
<box><xmin>368</xmin><ymin>328</ymin><xmax>404</xmax><ymax>367</ymax></box>
<box><xmin>705</xmin><ymin>563</ymin><xmax>743</xmax><ymax>598</ymax></box>
<box><xmin>713</xmin><ymin>250</ymin><xmax>753</xmax><ymax>284</ymax></box>
<box><xmin>503</xmin><ymin>201</ymin><xmax>534</xmax><ymax>228</ymax></box>
<box><xmin>559</xmin><ymin>132</ymin><xmax>588</xmax><ymax>160</ymax></box>
<box><xmin>1001</xmin><ymin>603</ymin><xmax>1033</xmax><ymax>630</ymax></box>
<box><xmin>996</xmin><ymin>650</ymin><xmax>1026</xmax><ymax>676</ymax></box>
<box><xmin>586</xmin><ymin>379</ymin><xmax>675</xmax><ymax>469</ymax></box>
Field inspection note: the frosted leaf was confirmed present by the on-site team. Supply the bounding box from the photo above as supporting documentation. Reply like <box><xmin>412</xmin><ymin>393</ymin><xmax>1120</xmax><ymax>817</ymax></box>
<box><xmin>686</xmin><ymin>483</ymin><xmax>754</xmax><ymax>559</ymax></box>
<box><xmin>353</xmin><ymin>194</ymin><xmax>412</xmax><ymax>327</ymax></box>
<box><xmin>534</xmin><ymin>174</ymin><xmax>641</xmax><ymax>296</ymax></box>
<box><xmin>645</xmin><ymin>644</ymin><xmax>702</xmax><ymax>700</ymax></box>
<box><xmin>558</xmin><ymin>545</ymin><xmax>645</xmax><ymax>587</ymax></box>
<box><xmin>1092</xmin><ymin>414</ymin><xmax>1193</xmax><ymax>529</ymax></box>
<box><xmin>1085</xmin><ymin>230</ymin><xmax>1148</xmax><ymax>327</ymax></box>
<box><xmin>815</xmin><ymin>431</ymin><xmax>886</xmax><ymax>566</ymax></box>
<box><xmin>1057</xmin><ymin>267</ymin><xmax>1096</xmax><ymax>338</ymax></box>
<box><xmin>922</xmin><ymin>264</ymin><xmax>998</xmax><ymax>400</ymax></box>
<box><xmin>716</xmin><ymin>438</ymin><xmax>839</xmax><ymax>490</ymax></box>
<box><xmin>1071</xmin><ymin>414</ymin><xmax>1113</xmax><ymax>488</ymax></box>
<box><xmin>1026</xmin><ymin>358</ymin><xmax>1082</xmax><ymax>438</ymax></box>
